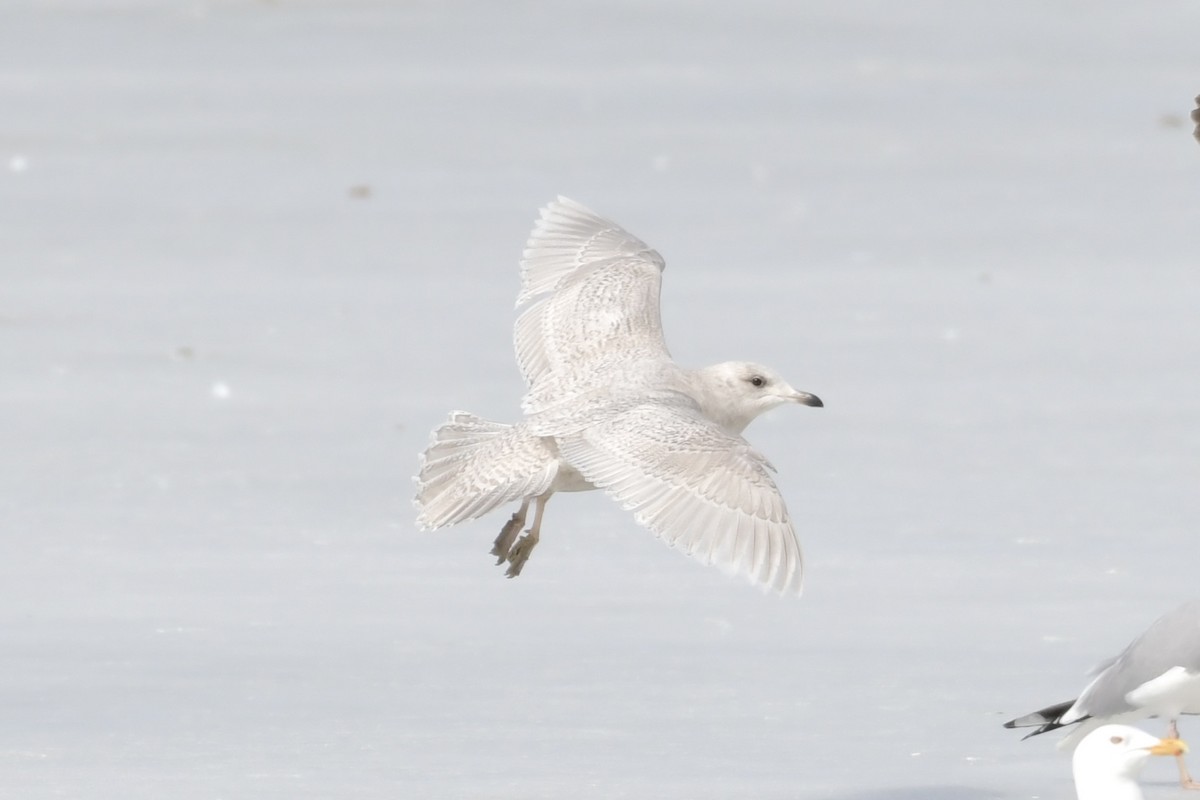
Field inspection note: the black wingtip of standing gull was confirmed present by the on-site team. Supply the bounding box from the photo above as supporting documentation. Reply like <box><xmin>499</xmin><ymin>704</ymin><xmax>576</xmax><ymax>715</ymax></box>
<box><xmin>1005</xmin><ymin>701</ymin><xmax>1086</xmax><ymax>740</ymax></box>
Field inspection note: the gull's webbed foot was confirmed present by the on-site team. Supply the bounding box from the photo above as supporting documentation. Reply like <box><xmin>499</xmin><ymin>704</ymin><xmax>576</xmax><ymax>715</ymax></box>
<box><xmin>1176</xmin><ymin>758</ymin><xmax>1200</xmax><ymax>790</ymax></box>
<box><xmin>496</xmin><ymin>495</ymin><xmax>548</xmax><ymax>579</ymax></box>
<box><xmin>490</xmin><ymin>508</ymin><xmax>526</xmax><ymax>564</ymax></box>
<box><xmin>504</xmin><ymin>530</ymin><xmax>540</xmax><ymax>578</ymax></box>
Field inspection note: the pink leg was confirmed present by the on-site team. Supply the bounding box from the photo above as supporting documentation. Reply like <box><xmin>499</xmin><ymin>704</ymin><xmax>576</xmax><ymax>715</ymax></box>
<box><xmin>1167</xmin><ymin>720</ymin><xmax>1200</xmax><ymax>789</ymax></box>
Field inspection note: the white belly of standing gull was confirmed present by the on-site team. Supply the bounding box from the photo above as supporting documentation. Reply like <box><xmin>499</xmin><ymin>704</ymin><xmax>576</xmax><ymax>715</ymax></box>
<box><xmin>414</xmin><ymin>197</ymin><xmax>822</xmax><ymax>594</ymax></box>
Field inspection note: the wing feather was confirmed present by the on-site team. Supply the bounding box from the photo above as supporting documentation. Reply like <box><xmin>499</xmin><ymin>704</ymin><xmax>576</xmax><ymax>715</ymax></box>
<box><xmin>555</xmin><ymin>400</ymin><xmax>803</xmax><ymax>594</ymax></box>
<box><xmin>1072</xmin><ymin>600</ymin><xmax>1200</xmax><ymax>718</ymax></box>
<box><xmin>517</xmin><ymin>196</ymin><xmax>665</xmax><ymax>306</ymax></box>
<box><xmin>514</xmin><ymin>198</ymin><xmax>672</xmax><ymax>411</ymax></box>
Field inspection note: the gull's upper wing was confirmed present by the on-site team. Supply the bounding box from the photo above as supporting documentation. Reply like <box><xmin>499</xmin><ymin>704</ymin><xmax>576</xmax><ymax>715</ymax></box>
<box><xmin>1071</xmin><ymin>600</ymin><xmax>1200</xmax><ymax>719</ymax></box>
<box><xmin>514</xmin><ymin>197</ymin><xmax>673</xmax><ymax>414</ymax></box>
<box><xmin>1004</xmin><ymin>601</ymin><xmax>1200</xmax><ymax>745</ymax></box>
<box><xmin>555</xmin><ymin>395</ymin><xmax>803</xmax><ymax>595</ymax></box>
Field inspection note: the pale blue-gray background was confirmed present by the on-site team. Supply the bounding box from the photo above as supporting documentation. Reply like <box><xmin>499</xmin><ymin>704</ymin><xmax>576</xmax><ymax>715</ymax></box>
<box><xmin>3</xmin><ymin>1</ymin><xmax>1199</xmax><ymax>797</ymax></box>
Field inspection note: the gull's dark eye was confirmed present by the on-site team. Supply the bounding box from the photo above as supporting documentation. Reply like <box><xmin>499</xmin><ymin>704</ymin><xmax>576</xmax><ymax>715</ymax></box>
<box><xmin>749</xmin><ymin>375</ymin><xmax>765</xmax><ymax>388</ymax></box>
<box><xmin>1110</xmin><ymin>736</ymin><xmax>1124</xmax><ymax>744</ymax></box>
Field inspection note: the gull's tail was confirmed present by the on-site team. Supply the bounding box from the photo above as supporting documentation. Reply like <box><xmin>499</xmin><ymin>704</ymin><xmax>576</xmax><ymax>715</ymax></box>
<box><xmin>414</xmin><ymin>412</ymin><xmax>557</xmax><ymax>530</ymax></box>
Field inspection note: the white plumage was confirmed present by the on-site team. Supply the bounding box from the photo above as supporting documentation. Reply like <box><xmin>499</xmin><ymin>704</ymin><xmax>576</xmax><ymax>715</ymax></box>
<box><xmin>1071</xmin><ymin>724</ymin><xmax>1187</xmax><ymax>800</ymax></box>
<box><xmin>414</xmin><ymin>197</ymin><xmax>822</xmax><ymax>594</ymax></box>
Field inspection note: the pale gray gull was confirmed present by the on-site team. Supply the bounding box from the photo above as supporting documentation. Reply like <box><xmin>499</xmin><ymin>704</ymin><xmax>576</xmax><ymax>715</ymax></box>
<box><xmin>414</xmin><ymin>197</ymin><xmax>822</xmax><ymax>594</ymax></box>
<box><xmin>1005</xmin><ymin>598</ymin><xmax>1200</xmax><ymax>788</ymax></box>
<box><xmin>1071</xmin><ymin>724</ymin><xmax>1187</xmax><ymax>800</ymax></box>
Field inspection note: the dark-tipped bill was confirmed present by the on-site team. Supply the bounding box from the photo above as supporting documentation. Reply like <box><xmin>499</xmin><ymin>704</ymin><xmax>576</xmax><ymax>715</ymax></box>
<box><xmin>792</xmin><ymin>391</ymin><xmax>823</xmax><ymax>408</ymax></box>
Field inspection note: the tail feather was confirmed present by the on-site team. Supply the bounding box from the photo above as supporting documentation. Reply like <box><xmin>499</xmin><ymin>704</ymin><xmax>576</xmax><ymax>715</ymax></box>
<box><xmin>414</xmin><ymin>412</ymin><xmax>557</xmax><ymax>530</ymax></box>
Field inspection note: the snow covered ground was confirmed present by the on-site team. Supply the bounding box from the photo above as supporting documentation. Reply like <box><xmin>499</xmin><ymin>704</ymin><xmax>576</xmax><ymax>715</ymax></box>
<box><xmin>3</xmin><ymin>1</ymin><xmax>1199</xmax><ymax>797</ymax></box>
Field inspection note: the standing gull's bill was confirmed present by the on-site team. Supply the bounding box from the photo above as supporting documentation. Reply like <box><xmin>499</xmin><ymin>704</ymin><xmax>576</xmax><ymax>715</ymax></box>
<box><xmin>1005</xmin><ymin>599</ymin><xmax>1200</xmax><ymax>788</ymax></box>
<box><xmin>414</xmin><ymin>197</ymin><xmax>823</xmax><ymax>594</ymax></box>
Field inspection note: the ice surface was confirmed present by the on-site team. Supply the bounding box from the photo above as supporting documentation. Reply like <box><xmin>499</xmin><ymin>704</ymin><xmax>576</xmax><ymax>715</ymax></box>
<box><xmin>2</xmin><ymin>1</ymin><xmax>1199</xmax><ymax>798</ymax></box>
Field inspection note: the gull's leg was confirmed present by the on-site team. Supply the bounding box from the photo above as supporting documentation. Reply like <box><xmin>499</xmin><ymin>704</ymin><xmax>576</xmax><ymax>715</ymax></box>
<box><xmin>505</xmin><ymin>494</ymin><xmax>549</xmax><ymax>578</ymax></box>
<box><xmin>490</xmin><ymin>499</ymin><xmax>529</xmax><ymax>564</ymax></box>
<box><xmin>1167</xmin><ymin>720</ymin><xmax>1200</xmax><ymax>789</ymax></box>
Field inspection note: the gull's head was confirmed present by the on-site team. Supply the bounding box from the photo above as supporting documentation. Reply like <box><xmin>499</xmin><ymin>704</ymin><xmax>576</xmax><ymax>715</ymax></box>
<box><xmin>1072</xmin><ymin>724</ymin><xmax>1187</xmax><ymax>800</ymax></box>
<box><xmin>694</xmin><ymin>361</ymin><xmax>822</xmax><ymax>435</ymax></box>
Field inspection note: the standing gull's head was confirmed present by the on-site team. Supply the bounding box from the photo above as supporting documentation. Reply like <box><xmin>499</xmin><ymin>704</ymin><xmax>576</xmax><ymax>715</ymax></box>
<box><xmin>692</xmin><ymin>361</ymin><xmax>822</xmax><ymax>435</ymax></box>
<box><xmin>1071</xmin><ymin>724</ymin><xmax>1188</xmax><ymax>800</ymax></box>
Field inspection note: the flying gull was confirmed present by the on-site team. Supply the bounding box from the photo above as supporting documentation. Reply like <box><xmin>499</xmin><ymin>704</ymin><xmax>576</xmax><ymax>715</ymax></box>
<box><xmin>1005</xmin><ymin>598</ymin><xmax>1200</xmax><ymax>788</ymax></box>
<box><xmin>414</xmin><ymin>197</ymin><xmax>822</xmax><ymax>594</ymax></box>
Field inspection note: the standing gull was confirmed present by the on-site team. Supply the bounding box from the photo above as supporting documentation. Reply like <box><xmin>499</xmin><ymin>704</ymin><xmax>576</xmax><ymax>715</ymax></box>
<box><xmin>414</xmin><ymin>197</ymin><xmax>822</xmax><ymax>594</ymax></box>
<box><xmin>1071</xmin><ymin>724</ymin><xmax>1188</xmax><ymax>800</ymax></box>
<box><xmin>1005</xmin><ymin>599</ymin><xmax>1200</xmax><ymax>788</ymax></box>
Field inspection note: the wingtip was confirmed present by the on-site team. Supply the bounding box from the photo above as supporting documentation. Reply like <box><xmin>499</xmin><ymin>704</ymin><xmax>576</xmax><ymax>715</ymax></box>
<box><xmin>517</xmin><ymin>196</ymin><xmax>602</xmax><ymax>308</ymax></box>
<box><xmin>739</xmin><ymin>563</ymin><xmax>804</xmax><ymax>596</ymax></box>
<box><xmin>754</xmin><ymin>556</ymin><xmax>804</xmax><ymax>597</ymax></box>
<box><xmin>540</xmin><ymin>195</ymin><xmax>585</xmax><ymax>220</ymax></box>
<box><xmin>775</xmin><ymin>560</ymin><xmax>804</xmax><ymax>597</ymax></box>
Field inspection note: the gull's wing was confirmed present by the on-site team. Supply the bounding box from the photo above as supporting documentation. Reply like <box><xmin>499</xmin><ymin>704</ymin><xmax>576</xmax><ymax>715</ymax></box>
<box><xmin>555</xmin><ymin>396</ymin><xmax>803</xmax><ymax>595</ymax></box>
<box><xmin>1070</xmin><ymin>600</ymin><xmax>1200</xmax><ymax>719</ymax></box>
<box><xmin>1004</xmin><ymin>699</ymin><xmax>1078</xmax><ymax>737</ymax></box>
<box><xmin>514</xmin><ymin>197</ymin><xmax>672</xmax><ymax>413</ymax></box>
<box><xmin>1005</xmin><ymin>600</ymin><xmax>1200</xmax><ymax>745</ymax></box>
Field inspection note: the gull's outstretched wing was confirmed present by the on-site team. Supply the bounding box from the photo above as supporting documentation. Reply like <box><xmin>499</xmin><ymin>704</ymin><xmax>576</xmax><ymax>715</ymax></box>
<box><xmin>514</xmin><ymin>197</ymin><xmax>673</xmax><ymax>413</ymax></box>
<box><xmin>555</xmin><ymin>396</ymin><xmax>803</xmax><ymax>595</ymax></box>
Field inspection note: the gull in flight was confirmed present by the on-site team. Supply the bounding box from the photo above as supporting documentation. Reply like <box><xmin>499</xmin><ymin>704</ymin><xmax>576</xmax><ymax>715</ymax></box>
<box><xmin>1005</xmin><ymin>599</ymin><xmax>1200</xmax><ymax>788</ymax></box>
<box><xmin>414</xmin><ymin>197</ymin><xmax>822</xmax><ymax>594</ymax></box>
